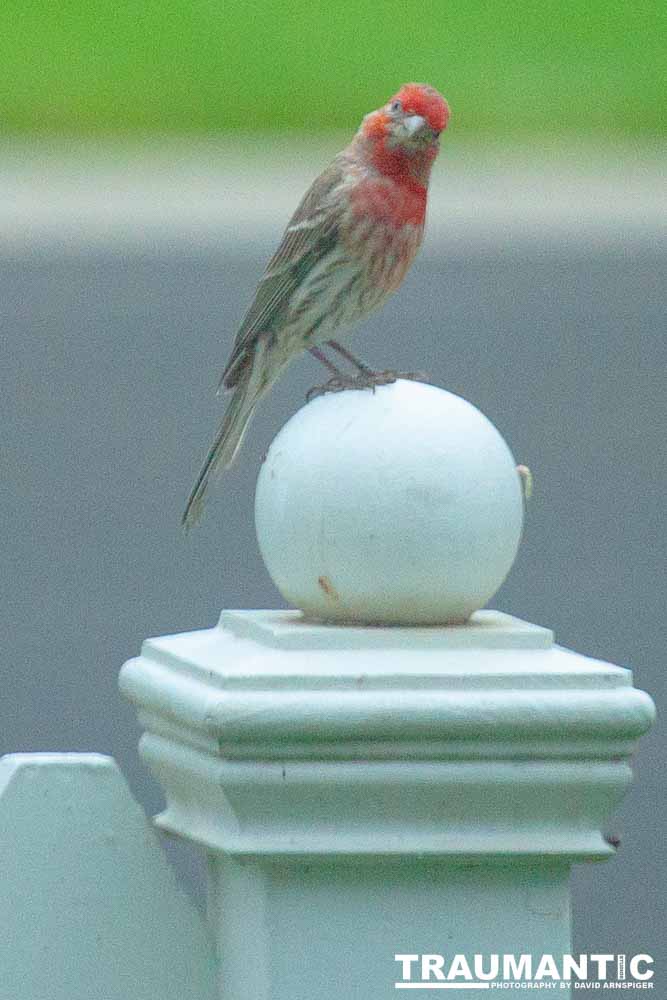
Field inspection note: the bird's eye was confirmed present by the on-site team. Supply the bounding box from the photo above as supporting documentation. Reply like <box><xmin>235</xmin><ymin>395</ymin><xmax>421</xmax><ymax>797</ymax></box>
<box><xmin>390</xmin><ymin>100</ymin><xmax>402</xmax><ymax>112</ymax></box>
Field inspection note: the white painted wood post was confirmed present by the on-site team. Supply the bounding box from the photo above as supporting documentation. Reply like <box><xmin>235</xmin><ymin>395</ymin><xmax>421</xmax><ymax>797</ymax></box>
<box><xmin>120</xmin><ymin>381</ymin><xmax>655</xmax><ymax>998</ymax></box>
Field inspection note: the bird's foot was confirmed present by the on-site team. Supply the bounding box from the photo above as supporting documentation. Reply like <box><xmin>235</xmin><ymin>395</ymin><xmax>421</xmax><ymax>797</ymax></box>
<box><xmin>306</xmin><ymin>374</ymin><xmax>374</xmax><ymax>400</ymax></box>
<box><xmin>306</xmin><ymin>370</ymin><xmax>432</xmax><ymax>401</ymax></box>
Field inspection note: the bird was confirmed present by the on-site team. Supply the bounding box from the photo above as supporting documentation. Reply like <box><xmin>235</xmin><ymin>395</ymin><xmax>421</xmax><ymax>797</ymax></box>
<box><xmin>183</xmin><ymin>82</ymin><xmax>450</xmax><ymax>529</ymax></box>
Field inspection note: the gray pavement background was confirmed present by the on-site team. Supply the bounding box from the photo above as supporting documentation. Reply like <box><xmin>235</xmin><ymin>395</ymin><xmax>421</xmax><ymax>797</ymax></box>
<box><xmin>2</xmin><ymin>155</ymin><xmax>665</xmax><ymax>964</ymax></box>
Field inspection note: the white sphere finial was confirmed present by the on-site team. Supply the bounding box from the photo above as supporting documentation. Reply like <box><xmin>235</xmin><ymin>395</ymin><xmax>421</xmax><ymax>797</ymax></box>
<box><xmin>255</xmin><ymin>379</ymin><xmax>524</xmax><ymax>625</ymax></box>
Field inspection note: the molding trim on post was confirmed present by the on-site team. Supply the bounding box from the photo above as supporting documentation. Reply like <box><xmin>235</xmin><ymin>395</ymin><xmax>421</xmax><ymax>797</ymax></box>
<box><xmin>121</xmin><ymin>609</ymin><xmax>654</xmax><ymax>998</ymax></box>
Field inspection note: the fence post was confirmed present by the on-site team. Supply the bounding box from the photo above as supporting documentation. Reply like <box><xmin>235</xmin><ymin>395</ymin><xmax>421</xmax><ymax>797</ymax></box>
<box><xmin>120</xmin><ymin>381</ymin><xmax>655</xmax><ymax>997</ymax></box>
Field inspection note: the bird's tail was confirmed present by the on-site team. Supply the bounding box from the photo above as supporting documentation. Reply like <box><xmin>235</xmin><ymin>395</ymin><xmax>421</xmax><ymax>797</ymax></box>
<box><xmin>182</xmin><ymin>342</ymin><xmax>268</xmax><ymax>530</ymax></box>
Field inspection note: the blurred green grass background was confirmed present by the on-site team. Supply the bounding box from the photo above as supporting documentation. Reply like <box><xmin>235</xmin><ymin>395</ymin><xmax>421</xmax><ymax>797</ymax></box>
<box><xmin>1</xmin><ymin>0</ymin><xmax>664</xmax><ymax>138</ymax></box>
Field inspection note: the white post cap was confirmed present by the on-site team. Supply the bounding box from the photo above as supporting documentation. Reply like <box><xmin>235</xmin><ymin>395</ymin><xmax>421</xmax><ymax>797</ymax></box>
<box><xmin>255</xmin><ymin>380</ymin><xmax>524</xmax><ymax>625</ymax></box>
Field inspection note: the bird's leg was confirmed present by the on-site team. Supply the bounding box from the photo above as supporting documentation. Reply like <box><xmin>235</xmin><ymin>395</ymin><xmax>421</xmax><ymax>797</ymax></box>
<box><xmin>307</xmin><ymin>345</ymin><xmax>432</xmax><ymax>401</ymax></box>
<box><xmin>307</xmin><ymin>345</ymin><xmax>383</xmax><ymax>400</ymax></box>
<box><xmin>309</xmin><ymin>346</ymin><xmax>346</xmax><ymax>378</ymax></box>
<box><xmin>327</xmin><ymin>341</ymin><xmax>432</xmax><ymax>388</ymax></box>
<box><xmin>327</xmin><ymin>340</ymin><xmax>399</xmax><ymax>384</ymax></box>
<box><xmin>307</xmin><ymin>347</ymin><xmax>358</xmax><ymax>400</ymax></box>
<box><xmin>325</xmin><ymin>340</ymin><xmax>396</xmax><ymax>389</ymax></box>
<box><xmin>326</xmin><ymin>340</ymin><xmax>375</xmax><ymax>377</ymax></box>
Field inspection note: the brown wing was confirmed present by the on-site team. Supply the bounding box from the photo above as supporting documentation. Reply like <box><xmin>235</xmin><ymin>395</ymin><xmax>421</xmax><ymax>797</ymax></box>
<box><xmin>221</xmin><ymin>157</ymin><xmax>346</xmax><ymax>389</ymax></box>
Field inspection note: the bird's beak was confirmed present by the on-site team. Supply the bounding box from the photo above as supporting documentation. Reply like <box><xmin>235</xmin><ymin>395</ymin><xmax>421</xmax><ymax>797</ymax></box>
<box><xmin>403</xmin><ymin>114</ymin><xmax>428</xmax><ymax>137</ymax></box>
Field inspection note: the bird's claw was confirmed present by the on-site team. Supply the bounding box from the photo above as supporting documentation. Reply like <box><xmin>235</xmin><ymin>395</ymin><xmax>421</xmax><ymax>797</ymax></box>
<box><xmin>363</xmin><ymin>369</ymin><xmax>435</xmax><ymax>387</ymax></box>
<box><xmin>393</xmin><ymin>370</ymin><xmax>433</xmax><ymax>384</ymax></box>
<box><xmin>306</xmin><ymin>376</ymin><xmax>352</xmax><ymax>401</ymax></box>
<box><xmin>306</xmin><ymin>370</ymin><xmax>434</xmax><ymax>401</ymax></box>
<box><xmin>366</xmin><ymin>370</ymin><xmax>398</xmax><ymax>389</ymax></box>
<box><xmin>306</xmin><ymin>372</ymin><xmax>391</xmax><ymax>400</ymax></box>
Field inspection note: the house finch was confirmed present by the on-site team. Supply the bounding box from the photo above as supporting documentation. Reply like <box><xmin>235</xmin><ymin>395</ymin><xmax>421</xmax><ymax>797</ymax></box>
<box><xmin>183</xmin><ymin>82</ymin><xmax>450</xmax><ymax>528</ymax></box>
